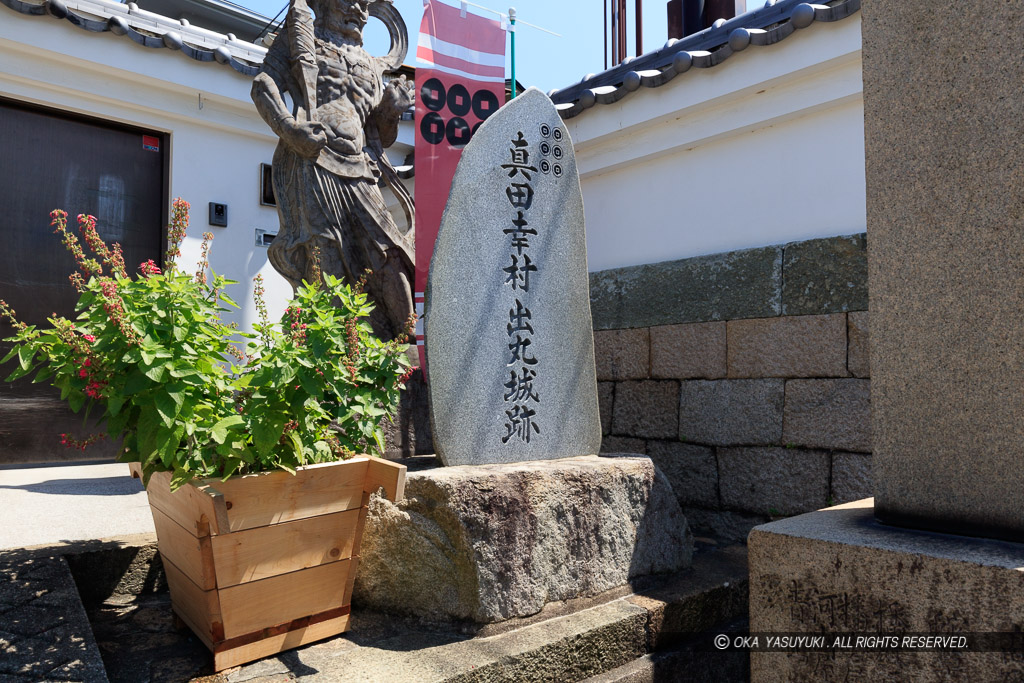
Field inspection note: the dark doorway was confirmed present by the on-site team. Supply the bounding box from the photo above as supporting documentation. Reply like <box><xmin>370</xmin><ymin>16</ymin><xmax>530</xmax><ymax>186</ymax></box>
<box><xmin>0</xmin><ymin>99</ymin><xmax>166</xmax><ymax>464</ymax></box>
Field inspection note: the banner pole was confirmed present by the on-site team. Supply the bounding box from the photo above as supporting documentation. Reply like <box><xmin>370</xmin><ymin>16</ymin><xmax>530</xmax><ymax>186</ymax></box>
<box><xmin>509</xmin><ymin>7</ymin><xmax>517</xmax><ymax>98</ymax></box>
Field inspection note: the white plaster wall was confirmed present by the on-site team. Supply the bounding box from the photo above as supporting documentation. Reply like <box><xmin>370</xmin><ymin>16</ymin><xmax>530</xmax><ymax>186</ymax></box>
<box><xmin>2</xmin><ymin>4</ymin><xmax>864</xmax><ymax>296</ymax></box>
<box><xmin>565</xmin><ymin>14</ymin><xmax>866</xmax><ymax>272</ymax></box>
<box><xmin>0</xmin><ymin>10</ymin><xmax>414</xmax><ymax>332</ymax></box>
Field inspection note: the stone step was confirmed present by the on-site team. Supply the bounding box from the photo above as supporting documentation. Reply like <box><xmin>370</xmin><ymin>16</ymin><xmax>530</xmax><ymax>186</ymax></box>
<box><xmin>224</xmin><ymin>546</ymin><xmax>751</xmax><ymax>682</ymax></box>
<box><xmin>581</xmin><ymin>618</ymin><xmax>751</xmax><ymax>683</ymax></box>
<box><xmin>53</xmin><ymin>538</ymin><xmax>749</xmax><ymax>682</ymax></box>
<box><xmin>582</xmin><ymin>648</ymin><xmax>748</xmax><ymax>683</ymax></box>
<box><xmin>0</xmin><ymin>548</ymin><xmax>109</xmax><ymax>682</ymax></box>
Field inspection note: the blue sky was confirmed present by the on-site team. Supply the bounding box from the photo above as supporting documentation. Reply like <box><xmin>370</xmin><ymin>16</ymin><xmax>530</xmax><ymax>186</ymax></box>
<box><xmin>241</xmin><ymin>0</ymin><xmax>760</xmax><ymax>93</ymax></box>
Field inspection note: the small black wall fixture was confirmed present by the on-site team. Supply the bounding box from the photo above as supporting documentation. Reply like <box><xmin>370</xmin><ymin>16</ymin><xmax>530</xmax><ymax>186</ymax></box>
<box><xmin>209</xmin><ymin>202</ymin><xmax>228</xmax><ymax>227</ymax></box>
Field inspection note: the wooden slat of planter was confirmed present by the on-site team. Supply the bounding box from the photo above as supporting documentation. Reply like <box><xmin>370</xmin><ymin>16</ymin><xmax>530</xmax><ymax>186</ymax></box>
<box><xmin>207</xmin><ymin>460</ymin><xmax>370</xmax><ymax>532</ymax></box>
<box><xmin>213</xmin><ymin>611</ymin><xmax>351</xmax><ymax>671</ymax></box>
<box><xmin>132</xmin><ymin>465</ymin><xmax>227</xmax><ymax>536</ymax></box>
<box><xmin>151</xmin><ymin>507</ymin><xmax>216</xmax><ymax>590</ymax></box>
<box><xmin>364</xmin><ymin>457</ymin><xmax>406</xmax><ymax>501</ymax></box>
<box><xmin>163</xmin><ymin>557</ymin><xmax>223</xmax><ymax>646</ymax></box>
<box><xmin>210</xmin><ymin>508</ymin><xmax>360</xmax><ymax>587</ymax></box>
<box><xmin>174</xmin><ymin>606</ymin><xmax>215</xmax><ymax>653</ymax></box>
<box><xmin>218</xmin><ymin>559</ymin><xmax>351</xmax><ymax>639</ymax></box>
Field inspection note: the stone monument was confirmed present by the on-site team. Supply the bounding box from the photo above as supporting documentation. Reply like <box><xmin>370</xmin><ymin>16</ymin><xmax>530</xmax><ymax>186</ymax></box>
<box><xmin>748</xmin><ymin>1</ymin><xmax>1024</xmax><ymax>680</ymax></box>
<box><xmin>252</xmin><ymin>0</ymin><xmax>416</xmax><ymax>341</ymax></box>
<box><xmin>424</xmin><ymin>87</ymin><xmax>602</xmax><ymax>467</ymax></box>
<box><xmin>353</xmin><ymin>89</ymin><xmax>692</xmax><ymax>622</ymax></box>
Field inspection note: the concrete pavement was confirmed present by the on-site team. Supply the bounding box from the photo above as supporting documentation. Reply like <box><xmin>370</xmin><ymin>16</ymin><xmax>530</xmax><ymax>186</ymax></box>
<box><xmin>0</xmin><ymin>461</ymin><xmax>154</xmax><ymax>551</ymax></box>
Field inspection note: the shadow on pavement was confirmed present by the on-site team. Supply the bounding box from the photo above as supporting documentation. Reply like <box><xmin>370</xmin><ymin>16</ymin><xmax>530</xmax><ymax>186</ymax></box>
<box><xmin>0</xmin><ymin>476</ymin><xmax>145</xmax><ymax>496</ymax></box>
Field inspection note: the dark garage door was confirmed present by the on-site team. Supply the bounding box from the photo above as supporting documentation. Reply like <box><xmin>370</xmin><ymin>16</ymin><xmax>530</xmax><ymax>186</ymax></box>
<box><xmin>0</xmin><ymin>98</ymin><xmax>165</xmax><ymax>464</ymax></box>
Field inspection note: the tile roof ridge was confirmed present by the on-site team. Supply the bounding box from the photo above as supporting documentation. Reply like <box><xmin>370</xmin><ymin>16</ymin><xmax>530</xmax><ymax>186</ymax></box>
<box><xmin>549</xmin><ymin>0</ymin><xmax>860</xmax><ymax>120</ymax></box>
<box><xmin>1</xmin><ymin>0</ymin><xmax>268</xmax><ymax>76</ymax></box>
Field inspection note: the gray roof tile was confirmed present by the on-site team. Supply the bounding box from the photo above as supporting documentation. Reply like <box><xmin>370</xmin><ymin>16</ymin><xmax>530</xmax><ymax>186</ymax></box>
<box><xmin>1</xmin><ymin>0</ymin><xmax>263</xmax><ymax>76</ymax></box>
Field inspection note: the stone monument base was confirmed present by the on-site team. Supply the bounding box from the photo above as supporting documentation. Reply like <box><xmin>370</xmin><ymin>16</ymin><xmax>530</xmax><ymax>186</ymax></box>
<box><xmin>749</xmin><ymin>498</ymin><xmax>1024</xmax><ymax>682</ymax></box>
<box><xmin>354</xmin><ymin>454</ymin><xmax>693</xmax><ymax>623</ymax></box>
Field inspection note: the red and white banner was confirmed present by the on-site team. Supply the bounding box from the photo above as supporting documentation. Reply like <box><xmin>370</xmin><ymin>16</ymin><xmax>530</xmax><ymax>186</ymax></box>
<box><xmin>415</xmin><ymin>0</ymin><xmax>506</xmax><ymax>368</ymax></box>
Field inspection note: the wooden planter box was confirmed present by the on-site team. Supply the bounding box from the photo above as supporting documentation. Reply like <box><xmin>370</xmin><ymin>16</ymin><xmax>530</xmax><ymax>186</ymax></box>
<box><xmin>129</xmin><ymin>457</ymin><xmax>405</xmax><ymax>671</ymax></box>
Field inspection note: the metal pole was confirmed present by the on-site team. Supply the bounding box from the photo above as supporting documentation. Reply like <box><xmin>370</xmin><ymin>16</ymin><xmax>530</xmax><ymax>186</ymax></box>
<box><xmin>635</xmin><ymin>0</ymin><xmax>642</xmax><ymax>56</ymax></box>
<box><xmin>603</xmin><ymin>0</ymin><xmax>608</xmax><ymax>70</ymax></box>
<box><xmin>609</xmin><ymin>0</ymin><xmax>615</xmax><ymax>64</ymax></box>
<box><xmin>618</xmin><ymin>0</ymin><xmax>627</xmax><ymax>63</ymax></box>
<box><xmin>509</xmin><ymin>7</ymin><xmax>517</xmax><ymax>98</ymax></box>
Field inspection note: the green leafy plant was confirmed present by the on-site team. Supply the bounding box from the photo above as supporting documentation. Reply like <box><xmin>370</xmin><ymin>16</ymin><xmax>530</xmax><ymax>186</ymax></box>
<box><xmin>0</xmin><ymin>200</ymin><xmax>414</xmax><ymax>489</ymax></box>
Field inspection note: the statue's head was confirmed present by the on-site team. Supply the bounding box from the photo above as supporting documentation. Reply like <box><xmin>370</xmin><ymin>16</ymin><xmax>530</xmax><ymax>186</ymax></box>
<box><xmin>313</xmin><ymin>0</ymin><xmax>370</xmax><ymax>43</ymax></box>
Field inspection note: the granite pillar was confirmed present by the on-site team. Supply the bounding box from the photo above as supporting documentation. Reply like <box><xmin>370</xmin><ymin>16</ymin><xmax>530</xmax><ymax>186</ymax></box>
<box><xmin>863</xmin><ymin>0</ymin><xmax>1024</xmax><ymax>540</ymax></box>
<box><xmin>749</xmin><ymin>2</ymin><xmax>1024</xmax><ymax>679</ymax></box>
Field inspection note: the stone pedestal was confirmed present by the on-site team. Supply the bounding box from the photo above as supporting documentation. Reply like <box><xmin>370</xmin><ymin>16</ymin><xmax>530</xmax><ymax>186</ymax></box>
<box><xmin>353</xmin><ymin>454</ymin><xmax>693</xmax><ymax>623</ymax></box>
<box><xmin>749</xmin><ymin>499</ymin><xmax>1024</xmax><ymax>682</ymax></box>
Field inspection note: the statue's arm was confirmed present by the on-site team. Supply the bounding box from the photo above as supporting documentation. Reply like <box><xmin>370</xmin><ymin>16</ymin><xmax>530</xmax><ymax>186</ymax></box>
<box><xmin>252</xmin><ymin>68</ymin><xmax>328</xmax><ymax>159</ymax></box>
<box><xmin>370</xmin><ymin>74</ymin><xmax>414</xmax><ymax>149</ymax></box>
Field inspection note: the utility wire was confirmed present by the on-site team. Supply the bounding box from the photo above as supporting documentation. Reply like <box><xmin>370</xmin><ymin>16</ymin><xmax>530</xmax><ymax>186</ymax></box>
<box><xmin>255</xmin><ymin>1</ymin><xmax>288</xmax><ymax>41</ymax></box>
<box><xmin>458</xmin><ymin>0</ymin><xmax>561</xmax><ymax>36</ymax></box>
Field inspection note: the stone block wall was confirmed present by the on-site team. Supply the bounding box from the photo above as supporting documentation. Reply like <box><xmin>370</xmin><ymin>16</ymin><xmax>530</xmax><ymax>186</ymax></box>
<box><xmin>591</xmin><ymin>234</ymin><xmax>871</xmax><ymax>543</ymax></box>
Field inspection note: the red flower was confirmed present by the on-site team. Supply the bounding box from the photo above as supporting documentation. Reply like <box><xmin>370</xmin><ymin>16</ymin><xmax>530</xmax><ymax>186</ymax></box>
<box><xmin>139</xmin><ymin>259</ymin><xmax>162</xmax><ymax>277</ymax></box>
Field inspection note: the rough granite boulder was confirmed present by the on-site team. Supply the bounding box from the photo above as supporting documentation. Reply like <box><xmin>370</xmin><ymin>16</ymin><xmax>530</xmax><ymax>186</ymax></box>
<box><xmin>354</xmin><ymin>455</ymin><xmax>693</xmax><ymax>623</ymax></box>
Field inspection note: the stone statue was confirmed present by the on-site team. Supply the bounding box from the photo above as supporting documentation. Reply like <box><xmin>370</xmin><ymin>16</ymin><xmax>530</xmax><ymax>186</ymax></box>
<box><xmin>252</xmin><ymin>0</ymin><xmax>415</xmax><ymax>340</ymax></box>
